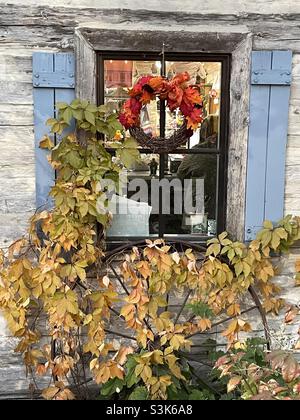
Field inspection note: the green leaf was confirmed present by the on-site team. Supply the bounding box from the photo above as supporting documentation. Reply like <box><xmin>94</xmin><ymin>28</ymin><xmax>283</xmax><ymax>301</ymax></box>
<box><xmin>84</xmin><ymin>110</ymin><xmax>95</xmax><ymax>126</ymax></box>
<box><xmin>128</xmin><ymin>386</ymin><xmax>148</xmax><ymax>400</ymax></box>
<box><xmin>234</xmin><ymin>261</ymin><xmax>243</xmax><ymax>277</ymax></box>
<box><xmin>70</xmin><ymin>99</ymin><xmax>81</xmax><ymax>109</ymax></box>
<box><xmin>125</xmin><ymin>356</ymin><xmax>139</xmax><ymax>388</ymax></box>
<box><xmin>81</xmin><ymin>100</ymin><xmax>89</xmax><ymax>109</ymax></box>
<box><xmin>123</xmin><ymin>137</ymin><xmax>139</xmax><ymax>149</ymax></box>
<box><xmin>206</xmin><ymin>243</ymin><xmax>221</xmax><ymax>257</ymax></box>
<box><xmin>218</xmin><ymin>232</ymin><xmax>228</xmax><ymax>242</ymax></box>
<box><xmin>98</xmin><ymin>105</ymin><xmax>108</xmax><ymax>114</ymax></box>
<box><xmin>274</xmin><ymin>227</ymin><xmax>288</xmax><ymax>240</ymax></box>
<box><xmin>46</xmin><ymin>118</ymin><xmax>57</xmax><ymax>126</ymax></box>
<box><xmin>101</xmin><ymin>377</ymin><xmax>124</xmax><ymax>397</ymax></box>
<box><xmin>186</xmin><ymin>302</ymin><xmax>213</xmax><ymax>319</ymax></box>
<box><xmin>67</xmin><ymin>150</ymin><xmax>83</xmax><ymax>169</ymax></box>
<box><xmin>228</xmin><ymin>248</ymin><xmax>235</xmax><ymax>261</ymax></box>
<box><xmin>63</xmin><ymin>107</ymin><xmax>73</xmax><ymax>124</ymax></box>
<box><xmin>116</xmin><ymin>147</ymin><xmax>140</xmax><ymax>169</ymax></box>
<box><xmin>189</xmin><ymin>389</ymin><xmax>215</xmax><ymax>400</ymax></box>
<box><xmin>72</xmin><ymin>109</ymin><xmax>84</xmax><ymax>120</ymax></box>
<box><xmin>56</xmin><ymin>102</ymin><xmax>69</xmax><ymax>110</ymax></box>
<box><xmin>86</xmin><ymin>104</ymin><xmax>98</xmax><ymax>113</ymax></box>
<box><xmin>167</xmin><ymin>384</ymin><xmax>188</xmax><ymax>400</ymax></box>
<box><xmin>52</xmin><ymin>122</ymin><xmax>61</xmax><ymax>133</ymax></box>
<box><xmin>78</xmin><ymin>202</ymin><xmax>89</xmax><ymax>218</ymax></box>
<box><xmin>263</xmin><ymin>220</ymin><xmax>273</xmax><ymax>230</ymax></box>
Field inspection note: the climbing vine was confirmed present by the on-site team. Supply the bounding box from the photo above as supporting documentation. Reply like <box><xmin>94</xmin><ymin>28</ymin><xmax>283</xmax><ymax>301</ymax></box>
<box><xmin>0</xmin><ymin>99</ymin><xmax>300</xmax><ymax>400</ymax></box>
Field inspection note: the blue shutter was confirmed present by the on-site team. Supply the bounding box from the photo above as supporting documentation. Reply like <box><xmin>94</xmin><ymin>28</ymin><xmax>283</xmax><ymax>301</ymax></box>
<box><xmin>245</xmin><ymin>51</ymin><xmax>292</xmax><ymax>240</ymax></box>
<box><xmin>33</xmin><ymin>52</ymin><xmax>75</xmax><ymax>209</ymax></box>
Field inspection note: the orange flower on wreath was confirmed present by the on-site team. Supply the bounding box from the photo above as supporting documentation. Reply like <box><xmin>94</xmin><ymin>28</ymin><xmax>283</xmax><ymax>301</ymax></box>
<box><xmin>119</xmin><ymin>72</ymin><xmax>203</xmax><ymax>131</ymax></box>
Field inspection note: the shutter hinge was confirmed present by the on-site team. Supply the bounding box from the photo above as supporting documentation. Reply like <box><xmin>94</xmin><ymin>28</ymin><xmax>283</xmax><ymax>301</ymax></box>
<box><xmin>33</xmin><ymin>72</ymin><xmax>75</xmax><ymax>88</ymax></box>
<box><xmin>251</xmin><ymin>69</ymin><xmax>291</xmax><ymax>86</ymax></box>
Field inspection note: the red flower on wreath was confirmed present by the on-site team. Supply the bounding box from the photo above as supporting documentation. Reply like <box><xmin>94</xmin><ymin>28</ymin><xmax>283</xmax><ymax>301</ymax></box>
<box><xmin>119</xmin><ymin>72</ymin><xmax>203</xmax><ymax>131</ymax></box>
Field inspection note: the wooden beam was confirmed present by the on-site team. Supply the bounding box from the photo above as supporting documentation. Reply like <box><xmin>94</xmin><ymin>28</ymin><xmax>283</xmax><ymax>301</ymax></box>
<box><xmin>75</xmin><ymin>29</ymin><xmax>97</xmax><ymax>102</ymax></box>
<box><xmin>226</xmin><ymin>34</ymin><xmax>253</xmax><ymax>240</ymax></box>
<box><xmin>78</xmin><ymin>26</ymin><xmax>248</xmax><ymax>54</ymax></box>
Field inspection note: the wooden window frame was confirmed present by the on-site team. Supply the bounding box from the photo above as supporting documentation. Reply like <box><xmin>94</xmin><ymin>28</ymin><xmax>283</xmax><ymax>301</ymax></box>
<box><xmin>75</xmin><ymin>26</ymin><xmax>253</xmax><ymax>240</ymax></box>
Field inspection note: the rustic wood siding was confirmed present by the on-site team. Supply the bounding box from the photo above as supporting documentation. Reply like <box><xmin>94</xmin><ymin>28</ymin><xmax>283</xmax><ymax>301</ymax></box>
<box><xmin>0</xmin><ymin>0</ymin><xmax>300</xmax><ymax>398</ymax></box>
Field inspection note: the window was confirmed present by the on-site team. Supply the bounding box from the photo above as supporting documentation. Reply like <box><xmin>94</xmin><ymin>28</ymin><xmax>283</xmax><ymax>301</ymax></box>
<box><xmin>97</xmin><ymin>52</ymin><xmax>230</xmax><ymax>241</ymax></box>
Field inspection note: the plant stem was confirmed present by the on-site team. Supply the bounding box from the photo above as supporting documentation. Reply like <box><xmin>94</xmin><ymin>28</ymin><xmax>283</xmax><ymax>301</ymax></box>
<box><xmin>104</xmin><ymin>328</ymin><xmax>137</xmax><ymax>341</ymax></box>
<box><xmin>186</xmin><ymin>306</ymin><xmax>258</xmax><ymax>339</ymax></box>
<box><xmin>109</xmin><ymin>264</ymin><xmax>130</xmax><ymax>295</ymax></box>
<box><xmin>174</xmin><ymin>290</ymin><xmax>192</xmax><ymax>325</ymax></box>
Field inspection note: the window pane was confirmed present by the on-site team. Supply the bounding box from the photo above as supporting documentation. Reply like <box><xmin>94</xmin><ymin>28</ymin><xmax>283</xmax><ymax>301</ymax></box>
<box><xmin>163</xmin><ymin>153</ymin><xmax>218</xmax><ymax>237</ymax></box>
<box><xmin>104</xmin><ymin>60</ymin><xmax>161</xmax><ymax>142</ymax></box>
<box><xmin>165</xmin><ymin>61</ymin><xmax>221</xmax><ymax>149</ymax></box>
<box><xmin>107</xmin><ymin>154</ymin><xmax>160</xmax><ymax>238</ymax></box>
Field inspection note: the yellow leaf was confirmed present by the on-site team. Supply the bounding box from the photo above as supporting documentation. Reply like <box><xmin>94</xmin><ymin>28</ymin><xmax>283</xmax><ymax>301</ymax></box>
<box><xmin>263</xmin><ymin>220</ymin><xmax>273</xmax><ymax>230</ymax></box>
<box><xmin>197</xmin><ymin>318</ymin><xmax>212</xmax><ymax>332</ymax></box>
<box><xmin>136</xmin><ymin>261</ymin><xmax>152</xmax><ymax>279</ymax></box>
<box><xmin>83</xmin><ymin>314</ymin><xmax>93</xmax><ymax>326</ymax></box>
<box><xmin>227</xmin><ymin>376</ymin><xmax>242</xmax><ymax>392</ymax></box>
<box><xmin>135</xmin><ymin>364</ymin><xmax>144</xmax><ymax>377</ymax></box>
<box><xmin>171</xmin><ymin>252</ymin><xmax>180</xmax><ymax>264</ymax></box>
<box><xmin>206</xmin><ymin>243</ymin><xmax>221</xmax><ymax>257</ymax></box>
<box><xmin>151</xmin><ymin>350</ymin><xmax>164</xmax><ymax>365</ymax></box>
<box><xmin>75</xmin><ymin>264</ymin><xmax>86</xmax><ymax>282</ymax></box>
<box><xmin>227</xmin><ymin>304</ymin><xmax>241</xmax><ymax>317</ymax></box>
<box><xmin>142</xmin><ymin>365</ymin><xmax>152</xmax><ymax>381</ymax></box>
<box><xmin>164</xmin><ymin>346</ymin><xmax>173</xmax><ymax>356</ymax></box>
<box><xmin>39</xmin><ymin>135</ymin><xmax>54</xmax><ymax>150</ymax></box>
<box><xmin>222</xmin><ymin>320</ymin><xmax>238</xmax><ymax>337</ymax></box>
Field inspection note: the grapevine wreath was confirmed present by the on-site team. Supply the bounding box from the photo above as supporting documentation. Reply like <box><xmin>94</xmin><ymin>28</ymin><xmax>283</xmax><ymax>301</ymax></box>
<box><xmin>119</xmin><ymin>72</ymin><xmax>204</xmax><ymax>153</ymax></box>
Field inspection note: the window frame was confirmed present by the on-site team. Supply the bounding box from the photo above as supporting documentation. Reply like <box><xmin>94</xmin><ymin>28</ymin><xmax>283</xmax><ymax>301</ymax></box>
<box><xmin>96</xmin><ymin>52</ymin><xmax>230</xmax><ymax>243</ymax></box>
<box><xmin>75</xmin><ymin>26</ymin><xmax>252</xmax><ymax>241</ymax></box>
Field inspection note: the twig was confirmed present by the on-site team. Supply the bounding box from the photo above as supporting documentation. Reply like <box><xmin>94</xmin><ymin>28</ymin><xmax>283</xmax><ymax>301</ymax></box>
<box><xmin>187</xmin><ymin>361</ymin><xmax>222</xmax><ymax>396</ymax></box>
<box><xmin>108</xmin><ymin>305</ymin><xmax>122</xmax><ymax>318</ymax></box>
<box><xmin>186</xmin><ymin>305</ymin><xmax>258</xmax><ymax>339</ymax></box>
<box><xmin>109</xmin><ymin>263</ymin><xmax>130</xmax><ymax>295</ymax></box>
<box><xmin>188</xmin><ymin>314</ymin><xmax>196</xmax><ymax>323</ymax></box>
<box><xmin>248</xmin><ymin>285</ymin><xmax>272</xmax><ymax>349</ymax></box>
<box><xmin>104</xmin><ymin>329</ymin><xmax>137</xmax><ymax>341</ymax></box>
<box><xmin>174</xmin><ymin>290</ymin><xmax>192</xmax><ymax>325</ymax></box>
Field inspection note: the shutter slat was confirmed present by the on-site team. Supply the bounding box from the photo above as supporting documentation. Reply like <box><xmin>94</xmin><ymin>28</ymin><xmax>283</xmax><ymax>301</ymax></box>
<box><xmin>245</xmin><ymin>50</ymin><xmax>292</xmax><ymax>240</ymax></box>
<box><xmin>264</xmin><ymin>51</ymin><xmax>292</xmax><ymax>222</ymax></box>
<box><xmin>33</xmin><ymin>53</ymin><xmax>55</xmax><ymax>209</ymax></box>
<box><xmin>54</xmin><ymin>53</ymin><xmax>75</xmax><ymax>123</ymax></box>
<box><xmin>245</xmin><ymin>52</ymin><xmax>272</xmax><ymax>241</ymax></box>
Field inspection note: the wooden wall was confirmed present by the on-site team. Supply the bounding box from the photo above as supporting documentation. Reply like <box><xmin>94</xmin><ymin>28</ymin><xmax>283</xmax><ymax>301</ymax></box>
<box><xmin>0</xmin><ymin>0</ymin><xmax>300</xmax><ymax>398</ymax></box>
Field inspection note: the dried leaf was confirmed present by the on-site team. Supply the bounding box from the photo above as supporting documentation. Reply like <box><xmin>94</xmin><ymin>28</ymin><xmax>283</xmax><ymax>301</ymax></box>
<box><xmin>227</xmin><ymin>375</ymin><xmax>242</xmax><ymax>392</ymax></box>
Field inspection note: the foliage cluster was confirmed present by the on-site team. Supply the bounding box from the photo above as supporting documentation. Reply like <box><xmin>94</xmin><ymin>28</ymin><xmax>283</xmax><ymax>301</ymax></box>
<box><xmin>0</xmin><ymin>100</ymin><xmax>299</xmax><ymax>400</ymax></box>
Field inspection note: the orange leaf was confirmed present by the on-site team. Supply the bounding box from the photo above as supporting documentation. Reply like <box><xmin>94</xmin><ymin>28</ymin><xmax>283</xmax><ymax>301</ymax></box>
<box><xmin>284</xmin><ymin>306</ymin><xmax>299</xmax><ymax>324</ymax></box>
<box><xmin>114</xmin><ymin>346</ymin><xmax>134</xmax><ymax>365</ymax></box>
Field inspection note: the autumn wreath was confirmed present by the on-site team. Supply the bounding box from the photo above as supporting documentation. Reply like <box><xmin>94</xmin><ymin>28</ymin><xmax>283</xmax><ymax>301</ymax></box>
<box><xmin>119</xmin><ymin>72</ymin><xmax>203</xmax><ymax>153</ymax></box>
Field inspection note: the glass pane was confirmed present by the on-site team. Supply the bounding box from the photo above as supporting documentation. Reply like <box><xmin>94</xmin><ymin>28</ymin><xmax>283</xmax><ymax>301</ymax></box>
<box><xmin>107</xmin><ymin>154</ymin><xmax>160</xmax><ymax>237</ymax></box>
<box><xmin>104</xmin><ymin>60</ymin><xmax>161</xmax><ymax>143</ymax></box>
<box><xmin>163</xmin><ymin>154</ymin><xmax>218</xmax><ymax>237</ymax></box>
<box><xmin>165</xmin><ymin>61</ymin><xmax>222</xmax><ymax>149</ymax></box>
